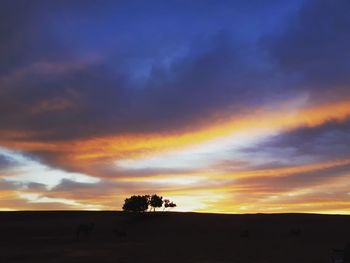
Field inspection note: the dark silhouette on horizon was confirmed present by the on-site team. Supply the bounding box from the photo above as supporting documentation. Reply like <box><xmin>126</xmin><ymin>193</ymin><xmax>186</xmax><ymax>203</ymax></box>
<box><xmin>122</xmin><ymin>194</ymin><xmax>177</xmax><ymax>212</ymax></box>
<box><xmin>164</xmin><ymin>199</ymin><xmax>177</xmax><ymax>210</ymax></box>
<box><xmin>149</xmin><ymin>194</ymin><xmax>163</xmax><ymax>211</ymax></box>
<box><xmin>122</xmin><ymin>195</ymin><xmax>150</xmax><ymax>212</ymax></box>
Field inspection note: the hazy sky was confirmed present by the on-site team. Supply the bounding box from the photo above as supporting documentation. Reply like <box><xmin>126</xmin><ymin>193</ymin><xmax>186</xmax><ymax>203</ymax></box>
<box><xmin>1</xmin><ymin>0</ymin><xmax>350</xmax><ymax>213</ymax></box>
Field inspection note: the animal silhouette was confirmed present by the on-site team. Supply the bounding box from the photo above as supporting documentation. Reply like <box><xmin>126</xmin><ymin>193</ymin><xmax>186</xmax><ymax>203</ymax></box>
<box><xmin>330</xmin><ymin>243</ymin><xmax>350</xmax><ymax>263</ymax></box>
<box><xmin>113</xmin><ymin>228</ymin><xmax>127</xmax><ymax>238</ymax></box>
<box><xmin>288</xmin><ymin>228</ymin><xmax>301</xmax><ymax>237</ymax></box>
<box><xmin>330</xmin><ymin>248</ymin><xmax>345</xmax><ymax>263</ymax></box>
<box><xmin>76</xmin><ymin>223</ymin><xmax>95</xmax><ymax>240</ymax></box>
<box><xmin>239</xmin><ymin>229</ymin><xmax>250</xmax><ymax>238</ymax></box>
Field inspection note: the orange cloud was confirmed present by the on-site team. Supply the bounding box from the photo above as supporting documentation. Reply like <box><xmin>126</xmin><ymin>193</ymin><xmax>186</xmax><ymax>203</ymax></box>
<box><xmin>217</xmin><ymin>158</ymin><xmax>350</xmax><ymax>180</ymax></box>
<box><xmin>2</xmin><ymin>99</ymin><xmax>350</xmax><ymax>165</ymax></box>
<box><xmin>1</xmin><ymin>99</ymin><xmax>350</xmax><ymax>212</ymax></box>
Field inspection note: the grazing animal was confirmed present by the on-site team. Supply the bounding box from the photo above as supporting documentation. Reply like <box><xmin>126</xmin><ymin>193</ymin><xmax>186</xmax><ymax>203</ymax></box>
<box><xmin>288</xmin><ymin>228</ymin><xmax>301</xmax><ymax>237</ymax></box>
<box><xmin>331</xmin><ymin>243</ymin><xmax>350</xmax><ymax>263</ymax></box>
<box><xmin>76</xmin><ymin>223</ymin><xmax>95</xmax><ymax>240</ymax></box>
<box><xmin>240</xmin><ymin>229</ymin><xmax>250</xmax><ymax>238</ymax></box>
<box><xmin>113</xmin><ymin>228</ymin><xmax>127</xmax><ymax>238</ymax></box>
<box><xmin>344</xmin><ymin>242</ymin><xmax>350</xmax><ymax>263</ymax></box>
<box><xmin>330</xmin><ymin>248</ymin><xmax>345</xmax><ymax>263</ymax></box>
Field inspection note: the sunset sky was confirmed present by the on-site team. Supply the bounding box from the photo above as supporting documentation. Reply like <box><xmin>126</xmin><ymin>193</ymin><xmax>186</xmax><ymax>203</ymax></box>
<box><xmin>1</xmin><ymin>0</ymin><xmax>350</xmax><ymax>213</ymax></box>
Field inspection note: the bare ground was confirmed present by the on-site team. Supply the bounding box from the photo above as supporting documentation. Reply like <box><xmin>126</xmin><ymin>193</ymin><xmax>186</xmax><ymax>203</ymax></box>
<box><xmin>0</xmin><ymin>211</ymin><xmax>349</xmax><ymax>263</ymax></box>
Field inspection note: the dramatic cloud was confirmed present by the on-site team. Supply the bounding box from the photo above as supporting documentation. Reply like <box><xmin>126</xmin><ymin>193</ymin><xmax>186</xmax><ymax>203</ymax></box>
<box><xmin>0</xmin><ymin>154</ymin><xmax>17</xmax><ymax>170</ymax></box>
<box><xmin>253</xmin><ymin>119</ymin><xmax>350</xmax><ymax>163</ymax></box>
<box><xmin>0</xmin><ymin>0</ymin><xmax>349</xmax><ymax>213</ymax></box>
<box><xmin>268</xmin><ymin>0</ymin><xmax>350</xmax><ymax>94</ymax></box>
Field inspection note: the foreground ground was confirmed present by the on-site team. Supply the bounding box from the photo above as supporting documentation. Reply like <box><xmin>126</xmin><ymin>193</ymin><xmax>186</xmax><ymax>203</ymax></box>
<box><xmin>0</xmin><ymin>211</ymin><xmax>349</xmax><ymax>263</ymax></box>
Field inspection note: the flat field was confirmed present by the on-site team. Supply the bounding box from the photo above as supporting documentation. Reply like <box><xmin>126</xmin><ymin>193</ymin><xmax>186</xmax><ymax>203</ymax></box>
<box><xmin>0</xmin><ymin>211</ymin><xmax>349</xmax><ymax>263</ymax></box>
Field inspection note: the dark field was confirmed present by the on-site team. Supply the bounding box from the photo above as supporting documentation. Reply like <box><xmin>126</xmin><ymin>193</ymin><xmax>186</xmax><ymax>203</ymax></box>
<box><xmin>0</xmin><ymin>212</ymin><xmax>349</xmax><ymax>263</ymax></box>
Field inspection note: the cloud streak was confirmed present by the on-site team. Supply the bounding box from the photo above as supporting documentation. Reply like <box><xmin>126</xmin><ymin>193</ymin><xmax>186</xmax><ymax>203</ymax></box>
<box><xmin>0</xmin><ymin>0</ymin><xmax>350</xmax><ymax>213</ymax></box>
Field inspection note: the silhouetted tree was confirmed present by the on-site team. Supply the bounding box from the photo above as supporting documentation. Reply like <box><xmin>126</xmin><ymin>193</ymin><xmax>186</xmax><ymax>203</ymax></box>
<box><xmin>149</xmin><ymin>194</ymin><xmax>163</xmax><ymax>211</ymax></box>
<box><xmin>163</xmin><ymin>199</ymin><xmax>176</xmax><ymax>211</ymax></box>
<box><xmin>122</xmin><ymin>195</ymin><xmax>150</xmax><ymax>212</ymax></box>
<box><xmin>122</xmin><ymin>194</ymin><xmax>176</xmax><ymax>212</ymax></box>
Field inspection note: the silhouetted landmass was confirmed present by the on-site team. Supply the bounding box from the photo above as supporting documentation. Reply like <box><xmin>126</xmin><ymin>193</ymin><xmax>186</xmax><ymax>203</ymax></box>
<box><xmin>0</xmin><ymin>211</ymin><xmax>349</xmax><ymax>262</ymax></box>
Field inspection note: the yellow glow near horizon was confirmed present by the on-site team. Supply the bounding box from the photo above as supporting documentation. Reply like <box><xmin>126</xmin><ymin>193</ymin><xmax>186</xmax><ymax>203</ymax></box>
<box><xmin>1</xmin><ymin>99</ymin><xmax>350</xmax><ymax>213</ymax></box>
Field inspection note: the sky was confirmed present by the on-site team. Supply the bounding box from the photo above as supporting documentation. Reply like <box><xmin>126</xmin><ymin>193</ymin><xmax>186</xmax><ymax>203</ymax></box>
<box><xmin>1</xmin><ymin>0</ymin><xmax>350</xmax><ymax>213</ymax></box>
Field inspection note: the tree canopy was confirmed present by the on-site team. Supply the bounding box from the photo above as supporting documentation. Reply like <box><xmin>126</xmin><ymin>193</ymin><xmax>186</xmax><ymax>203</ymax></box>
<box><xmin>164</xmin><ymin>199</ymin><xmax>176</xmax><ymax>210</ymax></box>
<box><xmin>122</xmin><ymin>194</ymin><xmax>176</xmax><ymax>212</ymax></box>
<box><xmin>149</xmin><ymin>194</ymin><xmax>163</xmax><ymax>211</ymax></box>
<box><xmin>122</xmin><ymin>195</ymin><xmax>150</xmax><ymax>212</ymax></box>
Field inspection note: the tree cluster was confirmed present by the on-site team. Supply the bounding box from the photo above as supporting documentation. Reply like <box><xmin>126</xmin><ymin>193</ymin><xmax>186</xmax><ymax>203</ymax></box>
<box><xmin>122</xmin><ymin>194</ymin><xmax>176</xmax><ymax>212</ymax></box>
<box><xmin>164</xmin><ymin>199</ymin><xmax>176</xmax><ymax>210</ymax></box>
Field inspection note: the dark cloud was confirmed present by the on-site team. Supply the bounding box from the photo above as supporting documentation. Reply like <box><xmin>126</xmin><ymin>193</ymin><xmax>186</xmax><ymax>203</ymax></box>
<box><xmin>0</xmin><ymin>35</ymin><xmax>273</xmax><ymax>142</ymax></box>
<box><xmin>252</xmin><ymin>118</ymin><xmax>350</xmax><ymax>162</ymax></box>
<box><xmin>0</xmin><ymin>0</ymin><xmax>303</xmax><ymax>144</ymax></box>
<box><xmin>50</xmin><ymin>179</ymin><xmax>109</xmax><ymax>192</ymax></box>
<box><xmin>2</xmin><ymin>0</ymin><xmax>348</xmax><ymax>145</ymax></box>
<box><xmin>0</xmin><ymin>153</ymin><xmax>19</xmax><ymax>170</ymax></box>
<box><xmin>0</xmin><ymin>179</ymin><xmax>47</xmax><ymax>191</ymax></box>
<box><xmin>267</xmin><ymin>0</ymin><xmax>350</xmax><ymax>99</ymax></box>
<box><xmin>0</xmin><ymin>155</ymin><xmax>12</xmax><ymax>169</ymax></box>
<box><xmin>0</xmin><ymin>0</ymin><xmax>348</xmax><ymax>177</ymax></box>
<box><xmin>19</xmin><ymin>182</ymin><xmax>48</xmax><ymax>191</ymax></box>
<box><xmin>0</xmin><ymin>179</ymin><xmax>18</xmax><ymax>190</ymax></box>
